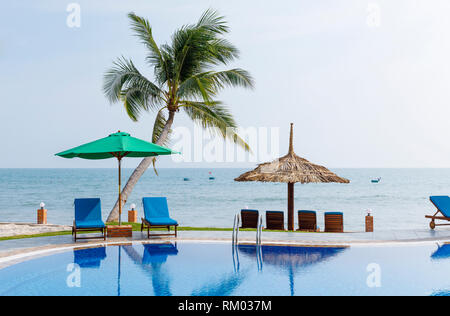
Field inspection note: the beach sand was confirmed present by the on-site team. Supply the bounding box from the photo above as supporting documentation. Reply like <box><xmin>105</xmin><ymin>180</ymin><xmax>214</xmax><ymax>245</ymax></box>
<box><xmin>0</xmin><ymin>223</ymin><xmax>71</xmax><ymax>238</ymax></box>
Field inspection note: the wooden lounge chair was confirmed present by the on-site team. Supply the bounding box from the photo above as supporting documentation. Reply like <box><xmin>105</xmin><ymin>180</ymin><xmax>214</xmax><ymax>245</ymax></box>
<box><xmin>298</xmin><ymin>210</ymin><xmax>317</xmax><ymax>231</ymax></box>
<box><xmin>426</xmin><ymin>196</ymin><xmax>450</xmax><ymax>230</ymax></box>
<box><xmin>266</xmin><ymin>211</ymin><xmax>285</xmax><ymax>230</ymax></box>
<box><xmin>324</xmin><ymin>212</ymin><xmax>344</xmax><ymax>233</ymax></box>
<box><xmin>240</xmin><ymin>210</ymin><xmax>259</xmax><ymax>229</ymax></box>
<box><xmin>72</xmin><ymin>198</ymin><xmax>106</xmax><ymax>242</ymax></box>
<box><xmin>141</xmin><ymin>197</ymin><xmax>178</xmax><ymax>238</ymax></box>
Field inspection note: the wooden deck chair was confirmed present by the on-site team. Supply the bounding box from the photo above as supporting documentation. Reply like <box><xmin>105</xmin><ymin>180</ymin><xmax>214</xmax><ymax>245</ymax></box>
<box><xmin>141</xmin><ymin>197</ymin><xmax>178</xmax><ymax>238</ymax></box>
<box><xmin>426</xmin><ymin>196</ymin><xmax>450</xmax><ymax>230</ymax></box>
<box><xmin>72</xmin><ymin>198</ymin><xmax>106</xmax><ymax>242</ymax></box>
<box><xmin>298</xmin><ymin>210</ymin><xmax>317</xmax><ymax>231</ymax></box>
<box><xmin>266</xmin><ymin>211</ymin><xmax>285</xmax><ymax>230</ymax></box>
<box><xmin>324</xmin><ymin>212</ymin><xmax>344</xmax><ymax>233</ymax></box>
<box><xmin>240</xmin><ymin>210</ymin><xmax>259</xmax><ymax>229</ymax></box>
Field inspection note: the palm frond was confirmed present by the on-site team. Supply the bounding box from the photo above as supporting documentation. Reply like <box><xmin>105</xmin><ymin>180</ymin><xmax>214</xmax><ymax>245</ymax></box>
<box><xmin>121</xmin><ymin>87</ymin><xmax>147</xmax><ymax>121</ymax></box>
<box><xmin>152</xmin><ymin>109</ymin><xmax>172</xmax><ymax>146</ymax></box>
<box><xmin>151</xmin><ymin>157</ymin><xmax>159</xmax><ymax>176</ymax></box>
<box><xmin>177</xmin><ymin>74</ymin><xmax>215</xmax><ymax>102</ymax></box>
<box><xmin>128</xmin><ymin>12</ymin><xmax>162</xmax><ymax>65</ymax></box>
<box><xmin>196</xmin><ymin>9</ymin><xmax>229</xmax><ymax>34</ymax></box>
<box><xmin>103</xmin><ymin>57</ymin><xmax>164</xmax><ymax>120</ymax></box>
<box><xmin>204</xmin><ymin>38</ymin><xmax>239</xmax><ymax>66</ymax></box>
<box><xmin>181</xmin><ymin>101</ymin><xmax>250</xmax><ymax>152</ymax></box>
<box><xmin>170</xmin><ymin>9</ymin><xmax>240</xmax><ymax>85</ymax></box>
<box><xmin>207</xmin><ymin>69</ymin><xmax>254</xmax><ymax>90</ymax></box>
<box><xmin>177</xmin><ymin>69</ymin><xmax>254</xmax><ymax>100</ymax></box>
<box><xmin>158</xmin><ymin>44</ymin><xmax>176</xmax><ymax>84</ymax></box>
<box><xmin>171</xmin><ymin>26</ymin><xmax>209</xmax><ymax>82</ymax></box>
<box><xmin>128</xmin><ymin>12</ymin><xmax>170</xmax><ymax>83</ymax></box>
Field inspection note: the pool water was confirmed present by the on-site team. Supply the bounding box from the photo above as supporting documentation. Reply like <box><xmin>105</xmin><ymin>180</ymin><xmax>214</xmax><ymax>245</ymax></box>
<box><xmin>1</xmin><ymin>242</ymin><xmax>450</xmax><ymax>296</ymax></box>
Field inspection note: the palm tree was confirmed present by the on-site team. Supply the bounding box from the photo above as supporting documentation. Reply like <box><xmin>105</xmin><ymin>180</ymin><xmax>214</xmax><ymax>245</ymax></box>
<box><xmin>103</xmin><ymin>9</ymin><xmax>254</xmax><ymax>222</ymax></box>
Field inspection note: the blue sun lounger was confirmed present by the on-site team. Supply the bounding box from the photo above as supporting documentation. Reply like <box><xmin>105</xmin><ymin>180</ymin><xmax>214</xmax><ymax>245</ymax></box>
<box><xmin>72</xmin><ymin>198</ymin><xmax>106</xmax><ymax>242</ymax></box>
<box><xmin>141</xmin><ymin>197</ymin><xmax>178</xmax><ymax>238</ymax></box>
<box><xmin>426</xmin><ymin>196</ymin><xmax>450</xmax><ymax>230</ymax></box>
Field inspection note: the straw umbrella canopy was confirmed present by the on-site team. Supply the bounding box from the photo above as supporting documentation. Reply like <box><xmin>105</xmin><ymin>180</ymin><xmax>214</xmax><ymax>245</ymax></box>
<box><xmin>56</xmin><ymin>131</ymin><xmax>179</xmax><ymax>225</ymax></box>
<box><xmin>235</xmin><ymin>123</ymin><xmax>349</xmax><ymax>231</ymax></box>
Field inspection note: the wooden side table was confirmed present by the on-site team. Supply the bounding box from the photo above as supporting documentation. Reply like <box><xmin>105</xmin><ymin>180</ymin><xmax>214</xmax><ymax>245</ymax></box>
<box><xmin>107</xmin><ymin>225</ymin><xmax>133</xmax><ymax>238</ymax></box>
<box><xmin>128</xmin><ymin>210</ymin><xmax>138</xmax><ymax>223</ymax></box>
<box><xmin>365</xmin><ymin>215</ymin><xmax>374</xmax><ymax>232</ymax></box>
<box><xmin>37</xmin><ymin>209</ymin><xmax>47</xmax><ymax>224</ymax></box>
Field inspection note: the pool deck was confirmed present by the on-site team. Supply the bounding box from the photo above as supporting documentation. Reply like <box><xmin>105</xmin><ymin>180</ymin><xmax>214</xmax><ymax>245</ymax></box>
<box><xmin>1</xmin><ymin>228</ymin><xmax>450</xmax><ymax>269</ymax></box>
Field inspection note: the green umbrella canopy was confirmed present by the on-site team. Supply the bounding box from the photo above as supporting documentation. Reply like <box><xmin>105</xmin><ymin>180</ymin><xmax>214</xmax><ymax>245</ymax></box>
<box><xmin>56</xmin><ymin>131</ymin><xmax>179</xmax><ymax>159</ymax></box>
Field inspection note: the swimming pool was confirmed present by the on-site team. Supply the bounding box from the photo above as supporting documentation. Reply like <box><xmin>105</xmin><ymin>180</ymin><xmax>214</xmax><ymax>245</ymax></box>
<box><xmin>0</xmin><ymin>242</ymin><xmax>450</xmax><ymax>296</ymax></box>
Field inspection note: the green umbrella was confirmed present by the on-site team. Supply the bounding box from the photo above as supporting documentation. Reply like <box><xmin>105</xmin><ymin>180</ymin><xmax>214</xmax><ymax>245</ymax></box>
<box><xmin>56</xmin><ymin>131</ymin><xmax>179</xmax><ymax>225</ymax></box>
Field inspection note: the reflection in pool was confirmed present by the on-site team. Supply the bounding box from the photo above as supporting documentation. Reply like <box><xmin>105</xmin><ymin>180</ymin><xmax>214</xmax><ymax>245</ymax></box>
<box><xmin>430</xmin><ymin>244</ymin><xmax>450</xmax><ymax>296</ymax></box>
<box><xmin>237</xmin><ymin>245</ymin><xmax>346</xmax><ymax>296</ymax></box>
<box><xmin>74</xmin><ymin>247</ymin><xmax>107</xmax><ymax>269</ymax></box>
<box><xmin>1</xmin><ymin>242</ymin><xmax>450</xmax><ymax>295</ymax></box>
<box><xmin>431</xmin><ymin>244</ymin><xmax>450</xmax><ymax>260</ymax></box>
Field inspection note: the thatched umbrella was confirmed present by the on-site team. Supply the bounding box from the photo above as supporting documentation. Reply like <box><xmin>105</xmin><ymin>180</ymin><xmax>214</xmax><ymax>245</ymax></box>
<box><xmin>235</xmin><ymin>123</ymin><xmax>349</xmax><ymax>231</ymax></box>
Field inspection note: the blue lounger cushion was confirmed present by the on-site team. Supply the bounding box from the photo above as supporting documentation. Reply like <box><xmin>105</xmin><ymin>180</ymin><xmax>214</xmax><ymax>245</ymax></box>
<box><xmin>298</xmin><ymin>210</ymin><xmax>316</xmax><ymax>214</ymax></box>
<box><xmin>266</xmin><ymin>211</ymin><xmax>284</xmax><ymax>214</ymax></box>
<box><xmin>241</xmin><ymin>209</ymin><xmax>259</xmax><ymax>213</ymax></box>
<box><xmin>147</xmin><ymin>217</ymin><xmax>178</xmax><ymax>226</ymax></box>
<box><xmin>430</xmin><ymin>196</ymin><xmax>450</xmax><ymax>218</ymax></box>
<box><xmin>74</xmin><ymin>198</ymin><xmax>105</xmax><ymax>228</ymax></box>
<box><xmin>325</xmin><ymin>212</ymin><xmax>343</xmax><ymax>216</ymax></box>
<box><xmin>76</xmin><ymin>220</ymin><xmax>106</xmax><ymax>229</ymax></box>
<box><xmin>143</xmin><ymin>197</ymin><xmax>178</xmax><ymax>226</ymax></box>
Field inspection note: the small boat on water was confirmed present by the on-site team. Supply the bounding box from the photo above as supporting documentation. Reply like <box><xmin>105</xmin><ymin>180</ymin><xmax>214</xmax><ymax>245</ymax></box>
<box><xmin>209</xmin><ymin>177</ymin><xmax>215</xmax><ymax>180</ymax></box>
<box><xmin>371</xmin><ymin>177</ymin><xmax>381</xmax><ymax>183</ymax></box>
<box><xmin>183</xmin><ymin>178</ymin><xmax>190</xmax><ymax>181</ymax></box>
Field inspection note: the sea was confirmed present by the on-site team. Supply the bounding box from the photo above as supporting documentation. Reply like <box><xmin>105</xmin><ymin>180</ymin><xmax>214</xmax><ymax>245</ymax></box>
<box><xmin>0</xmin><ymin>168</ymin><xmax>449</xmax><ymax>232</ymax></box>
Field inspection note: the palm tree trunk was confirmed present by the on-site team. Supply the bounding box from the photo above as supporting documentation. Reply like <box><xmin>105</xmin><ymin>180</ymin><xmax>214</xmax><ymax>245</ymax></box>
<box><xmin>106</xmin><ymin>111</ymin><xmax>176</xmax><ymax>222</ymax></box>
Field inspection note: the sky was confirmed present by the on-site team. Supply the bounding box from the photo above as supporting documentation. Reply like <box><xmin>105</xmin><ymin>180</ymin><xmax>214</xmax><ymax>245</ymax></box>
<box><xmin>1</xmin><ymin>0</ymin><xmax>450</xmax><ymax>169</ymax></box>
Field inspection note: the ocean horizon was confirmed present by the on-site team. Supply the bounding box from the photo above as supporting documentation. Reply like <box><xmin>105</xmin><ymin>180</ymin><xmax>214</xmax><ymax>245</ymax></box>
<box><xmin>1</xmin><ymin>168</ymin><xmax>449</xmax><ymax>231</ymax></box>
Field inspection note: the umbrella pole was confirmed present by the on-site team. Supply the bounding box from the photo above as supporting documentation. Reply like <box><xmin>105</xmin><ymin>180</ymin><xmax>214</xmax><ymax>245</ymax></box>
<box><xmin>118</xmin><ymin>158</ymin><xmax>122</xmax><ymax>226</ymax></box>
<box><xmin>288</xmin><ymin>183</ymin><xmax>294</xmax><ymax>231</ymax></box>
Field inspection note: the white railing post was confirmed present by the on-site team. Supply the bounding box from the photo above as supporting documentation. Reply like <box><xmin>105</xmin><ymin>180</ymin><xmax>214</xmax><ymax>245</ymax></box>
<box><xmin>256</xmin><ymin>214</ymin><xmax>264</xmax><ymax>271</ymax></box>
<box><xmin>256</xmin><ymin>214</ymin><xmax>263</xmax><ymax>245</ymax></box>
<box><xmin>232</xmin><ymin>212</ymin><xmax>241</xmax><ymax>245</ymax></box>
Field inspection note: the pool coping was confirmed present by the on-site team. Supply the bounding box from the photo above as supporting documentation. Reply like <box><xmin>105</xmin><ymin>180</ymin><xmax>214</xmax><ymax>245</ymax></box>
<box><xmin>1</xmin><ymin>233</ymin><xmax>450</xmax><ymax>270</ymax></box>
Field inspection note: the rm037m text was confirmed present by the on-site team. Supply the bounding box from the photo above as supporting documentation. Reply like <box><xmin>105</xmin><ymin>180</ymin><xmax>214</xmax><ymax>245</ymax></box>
<box><xmin>222</xmin><ymin>300</ymin><xmax>271</xmax><ymax>312</ymax></box>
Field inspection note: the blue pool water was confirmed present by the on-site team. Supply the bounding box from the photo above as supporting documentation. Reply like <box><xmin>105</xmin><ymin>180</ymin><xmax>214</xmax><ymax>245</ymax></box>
<box><xmin>1</xmin><ymin>168</ymin><xmax>450</xmax><ymax>231</ymax></box>
<box><xmin>1</xmin><ymin>242</ymin><xmax>450</xmax><ymax>296</ymax></box>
